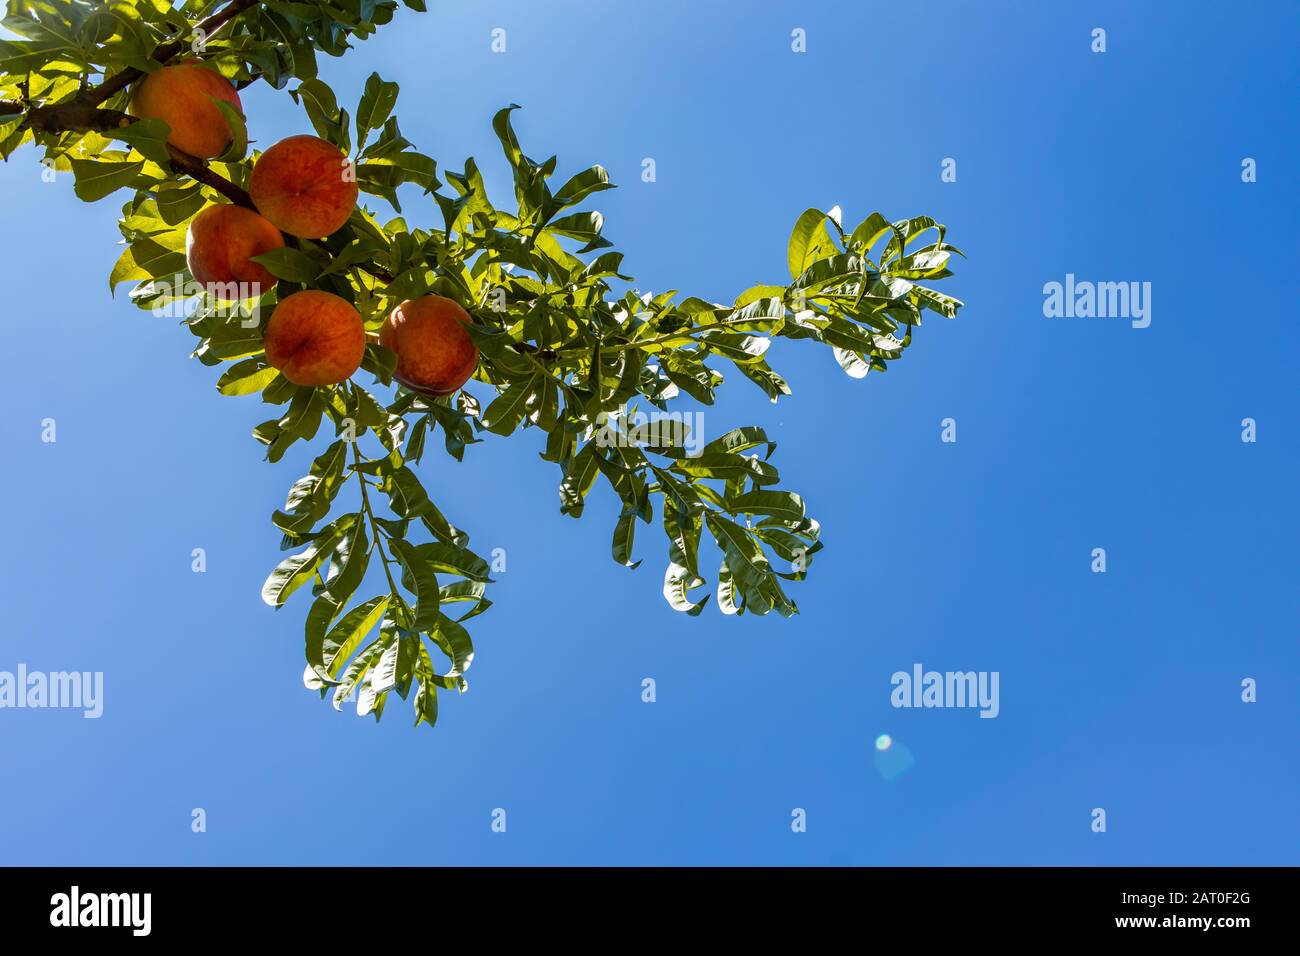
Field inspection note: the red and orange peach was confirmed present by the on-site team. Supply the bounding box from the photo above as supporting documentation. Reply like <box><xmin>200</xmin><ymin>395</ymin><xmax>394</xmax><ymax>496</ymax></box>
<box><xmin>249</xmin><ymin>135</ymin><xmax>358</xmax><ymax>238</ymax></box>
<box><xmin>379</xmin><ymin>295</ymin><xmax>479</xmax><ymax>396</ymax></box>
<box><xmin>263</xmin><ymin>290</ymin><xmax>366</xmax><ymax>387</ymax></box>
<box><xmin>186</xmin><ymin>203</ymin><xmax>284</xmax><ymax>298</ymax></box>
<box><xmin>130</xmin><ymin>62</ymin><xmax>242</xmax><ymax>160</ymax></box>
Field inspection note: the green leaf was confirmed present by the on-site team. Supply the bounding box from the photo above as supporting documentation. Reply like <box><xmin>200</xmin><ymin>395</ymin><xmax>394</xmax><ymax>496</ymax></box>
<box><xmin>911</xmin><ymin>285</ymin><xmax>964</xmax><ymax>318</ymax></box>
<box><xmin>430</xmin><ymin>613</ymin><xmax>474</xmax><ymax>676</ymax></box>
<box><xmin>663</xmin><ymin>563</ymin><xmax>708</xmax><ymax>616</ymax></box>
<box><xmin>358</xmin><ymin>151</ymin><xmax>438</xmax><ymax>192</ymax></box>
<box><xmin>611</xmin><ymin>511</ymin><xmax>640</xmax><ymax>569</ymax></box>
<box><xmin>413</xmin><ymin>665</ymin><xmax>439</xmax><ymax>727</ymax></box>
<box><xmin>355</xmin><ymin>72</ymin><xmax>399</xmax><ymax>148</ymax></box>
<box><xmin>702</xmin><ymin>426</ymin><xmax>775</xmax><ymax>459</ymax></box>
<box><xmin>390</xmin><ymin>538</ymin><xmax>440</xmax><ymax>632</ymax></box>
<box><xmin>370</xmin><ymin>632</ymin><xmax>401</xmax><ymax>693</ymax></box>
<box><xmin>696</xmin><ymin>329</ymin><xmax>770</xmax><ymax>363</ymax></box>
<box><xmin>717</xmin><ymin>560</ymin><xmax>742</xmax><ymax>615</ymax></box>
<box><xmin>155</xmin><ymin>181</ymin><xmax>206</xmax><ymax>225</ymax></box>
<box><xmin>212</xmin><ymin>98</ymin><xmax>248</xmax><ymax>162</ymax></box>
<box><xmin>217</xmin><ymin>358</ymin><xmax>278</xmax><ymax>396</ymax></box>
<box><xmin>552</xmin><ymin>164</ymin><xmax>613</xmax><ymax>209</ymax></box>
<box><xmin>291</xmin><ymin>78</ymin><xmax>347</xmax><ymax>149</ymax></box>
<box><xmin>706</xmin><ymin>513</ymin><xmax>796</xmax><ymax>619</ymax></box>
<box><xmin>381</xmin><ymin>465</ymin><xmax>467</xmax><ymax>546</ymax></box>
<box><xmin>112</xmin><ymin>118</ymin><xmax>173</xmax><ymax>166</ymax></box>
<box><xmin>361</xmin><ymin>342</ymin><xmax>397</xmax><ymax>385</ymax></box>
<box><xmin>261</xmin><ymin>520</ymin><xmax>348</xmax><ymax>606</ymax></box>
<box><xmin>559</xmin><ymin>442</ymin><xmax>601</xmax><ymax>516</ymax></box>
<box><xmin>251</xmin><ymin>246</ymin><xmax>320</xmax><ymax>283</ymax></box>
<box><xmin>831</xmin><ymin>347</ymin><xmax>870</xmax><ymax>379</ymax></box>
<box><xmin>787</xmin><ymin>207</ymin><xmax>839</xmax><ymax>279</ymax></box>
<box><xmin>317</xmin><ymin>596</ymin><xmax>389</xmax><ymax>680</ymax></box>
<box><xmin>673</xmin><ymin>452</ymin><xmax>779</xmax><ymax>486</ymax></box>
<box><xmin>303</xmin><ymin>593</ymin><xmax>343</xmax><ymax>684</ymax></box>
<box><xmin>491</xmin><ymin>103</ymin><xmax>524</xmax><ymax>168</ymax></box>
<box><xmin>412</xmin><ymin>542</ymin><xmax>491</xmax><ymax>582</ymax></box>
<box><xmin>881</xmin><ymin>215</ymin><xmax>945</xmax><ymax>263</ymax></box>
<box><xmin>480</xmin><ymin>373</ymin><xmax>537</xmax><ymax>437</ymax></box>
<box><xmin>735</xmin><ymin>359</ymin><xmax>791</xmax><ymax>403</ymax></box>
<box><xmin>547</xmin><ymin>211</ymin><xmax>604</xmax><ymax>246</ymax></box>
<box><xmin>273</xmin><ymin>441</ymin><xmax>347</xmax><ymax>534</ymax></box>
<box><xmin>70</xmin><ymin>158</ymin><xmax>144</xmax><ymax>202</ymax></box>
<box><xmin>331</xmin><ymin>635</ymin><xmax>385</xmax><ymax>710</ymax></box>
<box><xmin>728</xmin><ymin>490</ymin><xmax>806</xmax><ymax>522</ymax></box>
<box><xmin>848</xmin><ymin>212</ymin><xmax>895</xmax><ymax>257</ymax></box>
<box><xmin>324</xmin><ymin>518</ymin><xmax>370</xmax><ymax>604</ymax></box>
<box><xmin>734</xmin><ymin>284</ymin><xmax>787</xmax><ymax>308</ymax></box>
<box><xmin>109</xmin><ymin>235</ymin><xmax>186</xmax><ymax>292</ymax></box>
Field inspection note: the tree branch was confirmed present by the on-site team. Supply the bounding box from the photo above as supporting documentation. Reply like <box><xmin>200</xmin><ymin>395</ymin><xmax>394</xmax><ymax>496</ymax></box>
<box><xmin>2</xmin><ymin>0</ymin><xmax>267</xmax><ymax>209</ymax></box>
<box><xmin>2</xmin><ymin>100</ymin><xmax>255</xmax><ymax>208</ymax></box>
<box><xmin>83</xmin><ymin>0</ymin><xmax>262</xmax><ymax>108</ymax></box>
<box><xmin>0</xmin><ymin>0</ymin><xmax>411</xmax><ymax>291</ymax></box>
<box><xmin>1</xmin><ymin>0</ymin><xmax>261</xmax><ymax>121</ymax></box>
<box><xmin>4</xmin><ymin>97</ymin><xmax>406</xmax><ymax>284</ymax></box>
<box><xmin>166</xmin><ymin>144</ymin><xmax>255</xmax><ymax>208</ymax></box>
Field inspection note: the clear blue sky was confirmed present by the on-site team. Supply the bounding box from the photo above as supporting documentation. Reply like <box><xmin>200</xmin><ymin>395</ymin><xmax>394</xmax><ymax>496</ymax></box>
<box><xmin>0</xmin><ymin>0</ymin><xmax>1296</xmax><ymax>865</ymax></box>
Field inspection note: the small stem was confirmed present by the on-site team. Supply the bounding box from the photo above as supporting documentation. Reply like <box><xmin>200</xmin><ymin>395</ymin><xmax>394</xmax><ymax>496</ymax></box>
<box><xmin>348</xmin><ymin>398</ymin><xmax>413</xmax><ymax>625</ymax></box>
<box><xmin>551</xmin><ymin>319</ymin><xmax>752</xmax><ymax>360</ymax></box>
<box><xmin>352</xmin><ymin>442</ymin><xmax>399</xmax><ymax>590</ymax></box>
<box><xmin>81</xmin><ymin>0</ymin><xmax>262</xmax><ymax>109</ymax></box>
<box><xmin>166</xmin><ymin>143</ymin><xmax>255</xmax><ymax>207</ymax></box>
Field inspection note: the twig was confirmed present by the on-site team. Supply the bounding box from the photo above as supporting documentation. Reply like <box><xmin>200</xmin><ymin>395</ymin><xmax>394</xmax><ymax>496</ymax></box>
<box><xmin>81</xmin><ymin>0</ymin><xmax>261</xmax><ymax>109</ymax></box>
<box><xmin>0</xmin><ymin>0</ymin><xmax>439</xmax><ymax>294</ymax></box>
<box><xmin>166</xmin><ymin>144</ymin><xmax>255</xmax><ymax>208</ymax></box>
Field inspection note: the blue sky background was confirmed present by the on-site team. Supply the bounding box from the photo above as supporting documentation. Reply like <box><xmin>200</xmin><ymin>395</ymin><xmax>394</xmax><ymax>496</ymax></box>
<box><xmin>0</xmin><ymin>0</ymin><xmax>1296</xmax><ymax>865</ymax></box>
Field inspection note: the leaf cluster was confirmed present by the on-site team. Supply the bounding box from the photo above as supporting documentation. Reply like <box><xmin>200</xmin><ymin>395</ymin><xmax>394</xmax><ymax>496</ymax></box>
<box><xmin>0</xmin><ymin>0</ymin><xmax>965</xmax><ymax>728</ymax></box>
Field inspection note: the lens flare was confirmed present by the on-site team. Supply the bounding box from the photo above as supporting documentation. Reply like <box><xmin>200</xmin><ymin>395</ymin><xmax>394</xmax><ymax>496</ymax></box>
<box><xmin>872</xmin><ymin>735</ymin><xmax>915</xmax><ymax>781</ymax></box>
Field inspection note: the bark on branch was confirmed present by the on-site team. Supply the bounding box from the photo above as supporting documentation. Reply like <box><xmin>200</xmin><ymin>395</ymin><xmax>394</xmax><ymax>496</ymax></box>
<box><xmin>3</xmin><ymin>101</ymin><xmax>257</xmax><ymax>208</ymax></box>
<box><xmin>0</xmin><ymin>0</ymin><xmax>443</xmax><ymax>293</ymax></box>
<box><xmin>83</xmin><ymin>0</ymin><xmax>261</xmax><ymax>108</ymax></box>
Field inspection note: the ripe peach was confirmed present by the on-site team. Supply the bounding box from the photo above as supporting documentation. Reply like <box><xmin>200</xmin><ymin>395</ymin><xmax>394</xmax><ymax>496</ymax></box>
<box><xmin>248</xmin><ymin>135</ymin><xmax>359</xmax><ymax>238</ymax></box>
<box><xmin>379</xmin><ymin>295</ymin><xmax>479</xmax><ymax>396</ymax></box>
<box><xmin>263</xmin><ymin>291</ymin><xmax>366</xmax><ymax>387</ymax></box>
<box><xmin>186</xmin><ymin>203</ymin><xmax>284</xmax><ymax>298</ymax></box>
<box><xmin>130</xmin><ymin>62</ymin><xmax>242</xmax><ymax>160</ymax></box>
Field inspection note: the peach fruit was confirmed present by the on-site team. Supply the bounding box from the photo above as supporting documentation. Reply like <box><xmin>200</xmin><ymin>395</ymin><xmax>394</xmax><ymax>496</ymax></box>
<box><xmin>379</xmin><ymin>295</ymin><xmax>479</xmax><ymax>396</ymax></box>
<box><xmin>248</xmin><ymin>135</ymin><xmax>359</xmax><ymax>238</ymax></box>
<box><xmin>186</xmin><ymin>203</ymin><xmax>284</xmax><ymax>298</ymax></box>
<box><xmin>263</xmin><ymin>290</ymin><xmax>366</xmax><ymax>387</ymax></box>
<box><xmin>130</xmin><ymin>62</ymin><xmax>242</xmax><ymax>160</ymax></box>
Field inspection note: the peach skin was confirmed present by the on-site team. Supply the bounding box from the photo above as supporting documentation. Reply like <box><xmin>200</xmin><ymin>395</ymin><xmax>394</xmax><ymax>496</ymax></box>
<box><xmin>263</xmin><ymin>290</ymin><xmax>366</xmax><ymax>387</ymax></box>
<box><xmin>186</xmin><ymin>203</ymin><xmax>284</xmax><ymax>298</ymax></box>
<box><xmin>379</xmin><ymin>295</ymin><xmax>479</xmax><ymax>396</ymax></box>
<box><xmin>130</xmin><ymin>62</ymin><xmax>242</xmax><ymax>160</ymax></box>
<box><xmin>248</xmin><ymin>135</ymin><xmax>359</xmax><ymax>238</ymax></box>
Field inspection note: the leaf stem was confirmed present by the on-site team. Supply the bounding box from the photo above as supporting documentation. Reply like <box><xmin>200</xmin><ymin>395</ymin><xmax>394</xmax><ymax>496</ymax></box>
<box><xmin>343</xmin><ymin>387</ymin><xmax>413</xmax><ymax>621</ymax></box>
<box><xmin>554</xmin><ymin>313</ymin><xmax>785</xmax><ymax>360</ymax></box>
<box><xmin>350</xmin><ymin>435</ymin><xmax>411</xmax><ymax>624</ymax></box>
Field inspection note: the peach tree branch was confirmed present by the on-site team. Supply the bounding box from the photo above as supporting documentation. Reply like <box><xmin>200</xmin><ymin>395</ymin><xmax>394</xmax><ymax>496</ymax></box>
<box><xmin>0</xmin><ymin>0</ymin><xmax>965</xmax><ymax>729</ymax></box>
<box><xmin>83</xmin><ymin>0</ymin><xmax>263</xmax><ymax>108</ymax></box>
